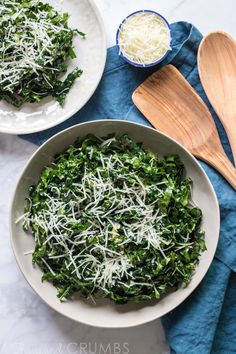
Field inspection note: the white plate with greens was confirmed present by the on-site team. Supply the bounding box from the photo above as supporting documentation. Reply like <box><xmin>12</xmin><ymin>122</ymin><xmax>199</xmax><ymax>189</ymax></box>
<box><xmin>0</xmin><ymin>0</ymin><xmax>106</xmax><ymax>135</ymax></box>
<box><xmin>10</xmin><ymin>120</ymin><xmax>220</xmax><ymax>328</ymax></box>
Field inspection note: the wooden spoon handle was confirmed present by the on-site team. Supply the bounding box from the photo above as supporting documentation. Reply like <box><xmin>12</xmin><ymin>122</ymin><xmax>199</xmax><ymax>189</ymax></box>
<box><xmin>198</xmin><ymin>31</ymin><xmax>236</xmax><ymax>165</ymax></box>
<box><xmin>202</xmin><ymin>151</ymin><xmax>236</xmax><ymax>190</ymax></box>
<box><xmin>226</xmin><ymin>127</ymin><xmax>236</xmax><ymax>164</ymax></box>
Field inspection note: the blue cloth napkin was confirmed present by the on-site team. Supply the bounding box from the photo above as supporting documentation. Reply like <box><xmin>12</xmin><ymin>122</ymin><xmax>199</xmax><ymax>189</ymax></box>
<box><xmin>20</xmin><ymin>22</ymin><xmax>236</xmax><ymax>354</ymax></box>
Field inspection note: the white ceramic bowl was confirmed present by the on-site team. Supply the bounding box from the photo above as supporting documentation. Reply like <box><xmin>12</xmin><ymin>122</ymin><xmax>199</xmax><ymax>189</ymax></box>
<box><xmin>10</xmin><ymin>120</ymin><xmax>220</xmax><ymax>328</ymax></box>
<box><xmin>0</xmin><ymin>0</ymin><xmax>106</xmax><ymax>135</ymax></box>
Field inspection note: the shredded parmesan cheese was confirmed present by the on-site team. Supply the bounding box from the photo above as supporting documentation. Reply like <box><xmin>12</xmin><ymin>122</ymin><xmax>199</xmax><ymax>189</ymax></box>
<box><xmin>118</xmin><ymin>11</ymin><xmax>171</xmax><ymax>66</ymax></box>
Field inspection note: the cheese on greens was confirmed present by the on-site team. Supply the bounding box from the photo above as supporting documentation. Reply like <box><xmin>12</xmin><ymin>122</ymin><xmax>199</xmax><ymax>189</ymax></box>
<box><xmin>21</xmin><ymin>134</ymin><xmax>206</xmax><ymax>303</ymax></box>
<box><xmin>0</xmin><ymin>0</ymin><xmax>84</xmax><ymax>107</ymax></box>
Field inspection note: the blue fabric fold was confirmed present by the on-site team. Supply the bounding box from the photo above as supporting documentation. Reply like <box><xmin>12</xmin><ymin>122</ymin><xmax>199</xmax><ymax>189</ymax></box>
<box><xmin>162</xmin><ymin>260</ymin><xmax>232</xmax><ymax>354</ymax></box>
<box><xmin>20</xmin><ymin>21</ymin><xmax>236</xmax><ymax>354</ymax></box>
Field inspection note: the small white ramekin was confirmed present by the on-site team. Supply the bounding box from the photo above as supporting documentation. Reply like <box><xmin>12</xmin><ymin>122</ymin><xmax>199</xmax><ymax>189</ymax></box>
<box><xmin>116</xmin><ymin>10</ymin><xmax>172</xmax><ymax>67</ymax></box>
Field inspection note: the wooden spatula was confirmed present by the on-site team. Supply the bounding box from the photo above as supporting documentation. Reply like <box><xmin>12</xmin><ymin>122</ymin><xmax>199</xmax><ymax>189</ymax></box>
<box><xmin>198</xmin><ymin>31</ymin><xmax>236</xmax><ymax>164</ymax></box>
<box><xmin>132</xmin><ymin>64</ymin><xmax>236</xmax><ymax>190</ymax></box>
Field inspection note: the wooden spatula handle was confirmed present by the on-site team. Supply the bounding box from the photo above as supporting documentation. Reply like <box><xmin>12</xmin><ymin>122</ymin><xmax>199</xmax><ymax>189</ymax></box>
<box><xmin>203</xmin><ymin>151</ymin><xmax>236</xmax><ymax>190</ymax></box>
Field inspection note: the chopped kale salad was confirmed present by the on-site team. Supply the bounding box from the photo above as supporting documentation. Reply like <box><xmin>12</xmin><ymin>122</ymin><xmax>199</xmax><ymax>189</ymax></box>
<box><xmin>21</xmin><ymin>135</ymin><xmax>206</xmax><ymax>303</ymax></box>
<box><xmin>0</xmin><ymin>0</ymin><xmax>85</xmax><ymax>107</ymax></box>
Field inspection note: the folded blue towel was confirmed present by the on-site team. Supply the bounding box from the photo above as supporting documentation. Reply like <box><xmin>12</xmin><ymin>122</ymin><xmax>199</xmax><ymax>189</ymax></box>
<box><xmin>20</xmin><ymin>22</ymin><xmax>236</xmax><ymax>354</ymax></box>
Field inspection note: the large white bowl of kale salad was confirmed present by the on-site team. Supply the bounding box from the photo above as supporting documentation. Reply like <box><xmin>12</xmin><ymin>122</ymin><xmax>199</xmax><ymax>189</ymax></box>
<box><xmin>0</xmin><ymin>0</ymin><xmax>106</xmax><ymax>134</ymax></box>
<box><xmin>10</xmin><ymin>120</ymin><xmax>220</xmax><ymax>328</ymax></box>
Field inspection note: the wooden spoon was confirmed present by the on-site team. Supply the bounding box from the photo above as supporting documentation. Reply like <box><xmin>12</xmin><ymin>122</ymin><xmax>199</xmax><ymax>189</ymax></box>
<box><xmin>132</xmin><ymin>64</ymin><xmax>236</xmax><ymax>190</ymax></box>
<box><xmin>198</xmin><ymin>31</ymin><xmax>236</xmax><ymax>163</ymax></box>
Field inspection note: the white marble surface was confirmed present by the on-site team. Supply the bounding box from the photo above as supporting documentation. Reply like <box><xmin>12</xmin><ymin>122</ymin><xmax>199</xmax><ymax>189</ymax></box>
<box><xmin>0</xmin><ymin>1</ymin><xmax>235</xmax><ymax>353</ymax></box>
